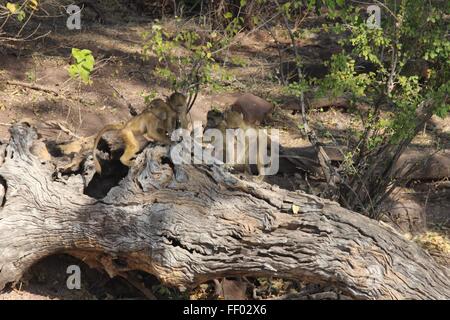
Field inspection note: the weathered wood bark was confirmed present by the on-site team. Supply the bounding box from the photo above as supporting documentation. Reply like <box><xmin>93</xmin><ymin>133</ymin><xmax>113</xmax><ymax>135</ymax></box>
<box><xmin>0</xmin><ymin>124</ymin><xmax>448</xmax><ymax>299</ymax></box>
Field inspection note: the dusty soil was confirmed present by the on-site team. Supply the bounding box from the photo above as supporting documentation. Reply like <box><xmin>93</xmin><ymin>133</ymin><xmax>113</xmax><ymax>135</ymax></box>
<box><xmin>0</xmin><ymin>6</ymin><xmax>448</xmax><ymax>300</ymax></box>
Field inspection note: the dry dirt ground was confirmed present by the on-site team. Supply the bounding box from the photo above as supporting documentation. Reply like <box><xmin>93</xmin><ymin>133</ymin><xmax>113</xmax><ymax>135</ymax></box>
<box><xmin>0</xmin><ymin>9</ymin><xmax>448</xmax><ymax>300</ymax></box>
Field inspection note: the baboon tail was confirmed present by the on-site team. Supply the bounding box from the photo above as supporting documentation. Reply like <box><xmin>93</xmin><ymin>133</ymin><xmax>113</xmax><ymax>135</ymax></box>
<box><xmin>93</xmin><ymin>123</ymin><xmax>123</xmax><ymax>174</ymax></box>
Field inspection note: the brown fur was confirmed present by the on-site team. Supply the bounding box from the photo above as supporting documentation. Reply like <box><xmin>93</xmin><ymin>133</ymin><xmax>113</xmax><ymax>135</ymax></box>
<box><xmin>147</xmin><ymin>93</ymin><xmax>189</xmax><ymax>133</ymax></box>
<box><xmin>146</xmin><ymin>98</ymin><xmax>178</xmax><ymax>135</ymax></box>
<box><xmin>207</xmin><ymin>109</ymin><xmax>267</xmax><ymax>176</ymax></box>
<box><xmin>166</xmin><ymin>92</ymin><xmax>189</xmax><ymax>131</ymax></box>
<box><xmin>230</xmin><ymin>93</ymin><xmax>273</xmax><ymax>125</ymax></box>
<box><xmin>30</xmin><ymin>140</ymin><xmax>52</xmax><ymax>162</ymax></box>
<box><xmin>93</xmin><ymin>107</ymin><xmax>170</xmax><ymax>174</ymax></box>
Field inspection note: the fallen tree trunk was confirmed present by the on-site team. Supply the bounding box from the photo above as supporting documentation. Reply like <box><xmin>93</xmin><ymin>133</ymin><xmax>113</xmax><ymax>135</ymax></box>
<box><xmin>0</xmin><ymin>124</ymin><xmax>448</xmax><ymax>299</ymax></box>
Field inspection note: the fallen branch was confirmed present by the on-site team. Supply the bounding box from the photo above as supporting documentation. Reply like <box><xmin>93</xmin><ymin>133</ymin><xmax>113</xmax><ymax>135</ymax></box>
<box><xmin>0</xmin><ymin>124</ymin><xmax>448</xmax><ymax>299</ymax></box>
<box><xmin>6</xmin><ymin>80</ymin><xmax>60</xmax><ymax>96</ymax></box>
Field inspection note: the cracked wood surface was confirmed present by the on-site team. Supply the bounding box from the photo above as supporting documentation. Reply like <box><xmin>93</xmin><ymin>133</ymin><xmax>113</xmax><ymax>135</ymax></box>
<box><xmin>0</xmin><ymin>124</ymin><xmax>448</xmax><ymax>299</ymax></box>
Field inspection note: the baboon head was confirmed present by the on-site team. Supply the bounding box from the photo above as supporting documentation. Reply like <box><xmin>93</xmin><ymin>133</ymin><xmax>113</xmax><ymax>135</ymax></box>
<box><xmin>224</xmin><ymin>110</ymin><xmax>245</xmax><ymax>128</ymax></box>
<box><xmin>167</xmin><ymin>92</ymin><xmax>187</xmax><ymax>113</ymax></box>
<box><xmin>148</xmin><ymin>98</ymin><xmax>168</xmax><ymax>109</ymax></box>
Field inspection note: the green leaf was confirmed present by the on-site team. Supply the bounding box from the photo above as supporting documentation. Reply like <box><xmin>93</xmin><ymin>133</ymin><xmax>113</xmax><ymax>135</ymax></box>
<box><xmin>7</xmin><ymin>2</ymin><xmax>26</xmax><ymax>22</ymax></box>
<box><xmin>68</xmin><ymin>65</ymin><xmax>79</xmax><ymax>78</ymax></box>
<box><xmin>325</xmin><ymin>0</ymin><xmax>335</xmax><ymax>10</ymax></box>
<box><xmin>17</xmin><ymin>10</ymin><xmax>26</xmax><ymax>22</ymax></box>
<box><xmin>80</xmin><ymin>69</ymin><xmax>92</xmax><ymax>84</ymax></box>
<box><xmin>224</xmin><ymin>12</ymin><xmax>233</xmax><ymax>19</ymax></box>
<box><xmin>6</xmin><ymin>3</ymin><xmax>17</xmax><ymax>13</ymax></box>
<box><xmin>29</xmin><ymin>0</ymin><xmax>39</xmax><ymax>11</ymax></box>
<box><xmin>68</xmin><ymin>48</ymin><xmax>95</xmax><ymax>85</ymax></box>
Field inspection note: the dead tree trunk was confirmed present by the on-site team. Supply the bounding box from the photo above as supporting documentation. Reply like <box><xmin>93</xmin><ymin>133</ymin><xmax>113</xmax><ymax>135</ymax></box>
<box><xmin>0</xmin><ymin>124</ymin><xmax>448</xmax><ymax>299</ymax></box>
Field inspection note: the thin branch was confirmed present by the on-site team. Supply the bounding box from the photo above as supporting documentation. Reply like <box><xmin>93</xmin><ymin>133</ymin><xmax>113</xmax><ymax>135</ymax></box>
<box><xmin>274</xmin><ymin>0</ymin><xmax>340</xmax><ymax>196</ymax></box>
<box><xmin>109</xmin><ymin>84</ymin><xmax>139</xmax><ymax>117</ymax></box>
<box><xmin>6</xmin><ymin>80</ymin><xmax>60</xmax><ymax>96</ymax></box>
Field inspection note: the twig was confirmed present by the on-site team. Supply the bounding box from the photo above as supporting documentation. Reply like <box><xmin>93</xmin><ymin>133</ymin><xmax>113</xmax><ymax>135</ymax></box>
<box><xmin>6</xmin><ymin>80</ymin><xmax>60</xmax><ymax>96</ymax></box>
<box><xmin>16</xmin><ymin>6</ymin><xmax>34</xmax><ymax>38</ymax></box>
<box><xmin>386</xmin><ymin>6</ymin><xmax>400</xmax><ymax>95</ymax></box>
<box><xmin>275</xmin><ymin>0</ymin><xmax>340</xmax><ymax>196</ymax></box>
<box><xmin>46</xmin><ymin>121</ymin><xmax>80</xmax><ymax>139</ymax></box>
<box><xmin>109</xmin><ymin>84</ymin><xmax>138</xmax><ymax>116</ymax></box>
<box><xmin>349</xmin><ymin>0</ymin><xmax>399</xmax><ymax>22</ymax></box>
<box><xmin>186</xmin><ymin>61</ymin><xmax>202</xmax><ymax>114</ymax></box>
<box><xmin>264</xmin><ymin>25</ymin><xmax>285</xmax><ymax>84</ymax></box>
<box><xmin>91</xmin><ymin>56</ymin><xmax>115</xmax><ymax>76</ymax></box>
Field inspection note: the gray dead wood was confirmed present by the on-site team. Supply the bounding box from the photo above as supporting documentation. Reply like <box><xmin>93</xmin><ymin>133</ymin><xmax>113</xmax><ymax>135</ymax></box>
<box><xmin>0</xmin><ymin>124</ymin><xmax>448</xmax><ymax>299</ymax></box>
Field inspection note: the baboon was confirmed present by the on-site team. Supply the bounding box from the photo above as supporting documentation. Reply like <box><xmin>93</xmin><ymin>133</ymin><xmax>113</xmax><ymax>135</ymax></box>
<box><xmin>93</xmin><ymin>106</ymin><xmax>171</xmax><ymax>174</ymax></box>
<box><xmin>205</xmin><ymin>109</ymin><xmax>273</xmax><ymax>177</ymax></box>
<box><xmin>147</xmin><ymin>93</ymin><xmax>190</xmax><ymax>134</ymax></box>
<box><xmin>167</xmin><ymin>92</ymin><xmax>190</xmax><ymax>131</ymax></box>
<box><xmin>230</xmin><ymin>93</ymin><xmax>274</xmax><ymax>125</ymax></box>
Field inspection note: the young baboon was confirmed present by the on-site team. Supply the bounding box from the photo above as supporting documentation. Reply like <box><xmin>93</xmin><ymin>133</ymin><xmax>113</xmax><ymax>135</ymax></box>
<box><xmin>146</xmin><ymin>98</ymin><xmax>178</xmax><ymax>135</ymax></box>
<box><xmin>147</xmin><ymin>93</ymin><xmax>189</xmax><ymax>134</ymax></box>
<box><xmin>30</xmin><ymin>140</ymin><xmax>52</xmax><ymax>162</ymax></box>
<box><xmin>93</xmin><ymin>106</ymin><xmax>171</xmax><ymax>174</ymax></box>
<box><xmin>205</xmin><ymin>109</ymin><xmax>225</xmax><ymax>131</ymax></box>
<box><xmin>166</xmin><ymin>92</ymin><xmax>190</xmax><ymax>131</ymax></box>
<box><xmin>205</xmin><ymin>109</ymin><xmax>271</xmax><ymax>176</ymax></box>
